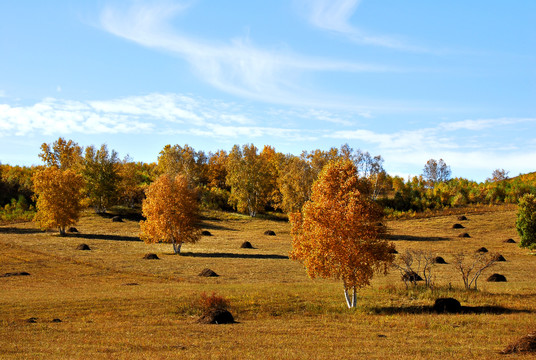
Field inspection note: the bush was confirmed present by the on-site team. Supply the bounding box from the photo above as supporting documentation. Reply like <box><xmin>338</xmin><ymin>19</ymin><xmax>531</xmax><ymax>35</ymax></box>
<box><xmin>516</xmin><ymin>193</ymin><xmax>536</xmax><ymax>250</ymax></box>
<box><xmin>197</xmin><ymin>292</ymin><xmax>230</xmax><ymax>314</ymax></box>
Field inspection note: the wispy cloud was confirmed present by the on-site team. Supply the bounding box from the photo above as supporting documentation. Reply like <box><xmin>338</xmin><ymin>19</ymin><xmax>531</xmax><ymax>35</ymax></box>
<box><xmin>298</xmin><ymin>0</ymin><xmax>424</xmax><ymax>51</ymax></box>
<box><xmin>98</xmin><ymin>1</ymin><xmax>407</xmax><ymax>109</ymax></box>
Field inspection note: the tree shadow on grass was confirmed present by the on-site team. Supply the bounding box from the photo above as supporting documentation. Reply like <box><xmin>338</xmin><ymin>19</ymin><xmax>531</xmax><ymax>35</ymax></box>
<box><xmin>0</xmin><ymin>227</ymin><xmax>44</xmax><ymax>235</ymax></box>
<box><xmin>199</xmin><ymin>222</ymin><xmax>238</xmax><ymax>232</ymax></box>
<box><xmin>387</xmin><ymin>234</ymin><xmax>451</xmax><ymax>242</ymax></box>
<box><xmin>180</xmin><ymin>251</ymin><xmax>289</xmax><ymax>260</ymax></box>
<box><xmin>65</xmin><ymin>233</ymin><xmax>142</xmax><ymax>242</ymax></box>
<box><xmin>369</xmin><ymin>305</ymin><xmax>533</xmax><ymax>315</ymax></box>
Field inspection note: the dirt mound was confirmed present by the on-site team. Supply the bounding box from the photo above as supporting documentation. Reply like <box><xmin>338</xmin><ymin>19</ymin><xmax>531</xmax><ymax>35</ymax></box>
<box><xmin>2</xmin><ymin>271</ymin><xmax>30</xmax><ymax>277</ymax></box>
<box><xmin>487</xmin><ymin>273</ymin><xmax>507</xmax><ymax>282</ymax></box>
<box><xmin>112</xmin><ymin>216</ymin><xmax>123</xmax><ymax>222</ymax></box>
<box><xmin>388</xmin><ymin>248</ymin><xmax>398</xmax><ymax>254</ymax></box>
<box><xmin>501</xmin><ymin>330</ymin><xmax>536</xmax><ymax>354</ymax></box>
<box><xmin>51</xmin><ymin>318</ymin><xmax>62</xmax><ymax>323</ymax></box>
<box><xmin>264</xmin><ymin>230</ymin><xmax>276</xmax><ymax>236</ymax></box>
<box><xmin>452</xmin><ymin>223</ymin><xmax>465</xmax><ymax>229</ymax></box>
<box><xmin>402</xmin><ymin>271</ymin><xmax>423</xmax><ymax>282</ymax></box>
<box><xmin>199</xmin><ymin>268</ymin><xmax>219</xmax><ymax>277</ymax></box>
<box><xmin>26</xmin><ymin>317</ymin><xmax>38</xmax><ymax>323</ymax></box>
<box><xmin>67</xmin><ymin>227</ymin><xmax>78</xmax><ymax>233</ymax></box>
<box><xmin>143</xmin><ymin>253</ymin><xmax>159</xmax><ymax>260</ymax></box>
<box><xmin>198</xmin><ymin>309</ymin><xmax>235</xmax><ymax>324</ymax></box>
<box><xmin>434</xmin><ymin>256</ymin><xmax>447</xmax><ymax>264</ymax></box>
<box><xmin>504</xmin><ymin>238</ymin><xmax>516</xmax><ymax>243</ymax></box>
<box><xmin>433</xmin><ymin>298</ymin><xmax>461</xmax><ymax>314</ymax></box>
<box><xmin>494</xmin><ymin>254</ymin><xmax>506</xmax><ymax>262</ymax></box>
<box><xmin>458</xmin><ymin>233</ymin><xmax>470</xmax><ymax>238</ymax></box>
<box><xmin>476</xmin><ymin>247</ymin><xmax>488</xmax><ymax>253</ymax></box>
<box><xmin>240</xmin><ymin>241</ymin><xmax>253</xmax><ymax>249</ymax></box>
<box><xmin>201</xmin><ymin>230</ymin><xmax>212</xmax><ymax>236</ymax></box>
<box><xmin>76</xmin><ymin>243</ymin><xmax>91</xmax><ymax>250</ymax></box>
<box><xmin>457</xmin><ymin>215</ymin><xmax>468</xmax><ymax>221</ymax></box>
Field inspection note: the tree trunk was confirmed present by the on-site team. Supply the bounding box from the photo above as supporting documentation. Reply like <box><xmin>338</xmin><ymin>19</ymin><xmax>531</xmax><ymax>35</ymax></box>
<box><xmin>344</xmin><ymin>286</ymin><xmax>357</xmax><ymax>308</ymax></box>
<box><xmin>172</xmin><ymin>240</ymin><xmax>182</xmax><ymax>255</ymax></box>
<box><xmin>59</xmin><ymin>227</ymin><xmax>66</xmax><ymax>236</ymax></box>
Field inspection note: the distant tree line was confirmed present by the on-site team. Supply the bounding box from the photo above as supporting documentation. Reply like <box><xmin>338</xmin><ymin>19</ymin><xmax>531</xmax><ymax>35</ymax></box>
<box><xmin>1</xmin><ymin>137</ymin><xmax>535</xmax><ymax>221</ymax></box>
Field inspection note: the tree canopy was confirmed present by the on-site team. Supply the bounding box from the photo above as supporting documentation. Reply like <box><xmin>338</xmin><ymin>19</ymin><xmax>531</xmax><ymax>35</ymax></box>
<box><xmin>290</xmin><ymin>159</ymin><xmax>395</xmax><ymax>308</ymax></box>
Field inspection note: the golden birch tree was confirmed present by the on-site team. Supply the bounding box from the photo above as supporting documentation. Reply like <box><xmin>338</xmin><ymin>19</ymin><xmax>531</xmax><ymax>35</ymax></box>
<box><xmin>140</xmin><ymin>174</ymin><xmax>201</xmax><ymax>254</ymax></box>
<box><xmin>33</xmin><ymin>167</ymin><xmax>84</xmax><ymax>236</ymax></box>
<box><xmin>39</xmin><ymin>137</ymin><xmax>82</xmax><ymax>170</ymax></box>
<box><xmin>290</xmin><ymin>159</ymin><xmax>395</xmax><ymax>308</ymax></box>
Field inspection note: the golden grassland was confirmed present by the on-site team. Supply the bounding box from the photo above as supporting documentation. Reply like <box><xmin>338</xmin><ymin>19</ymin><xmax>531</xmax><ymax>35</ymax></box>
<box><xmin>1</xmin><ymin>206</ymin><xmax>535</xmax><ymax>359</ymax></box>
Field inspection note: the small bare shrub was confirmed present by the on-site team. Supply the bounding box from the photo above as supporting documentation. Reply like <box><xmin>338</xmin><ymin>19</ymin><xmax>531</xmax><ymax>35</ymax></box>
<box><xmin>453</xmin><ymin>252</ymin><xmax>497</xmax><ymax>290</ymax></box>
<box><xmin>393</xmin><ymin>250</ymin><xmax>436</xmax><ymax>289</ymax></box>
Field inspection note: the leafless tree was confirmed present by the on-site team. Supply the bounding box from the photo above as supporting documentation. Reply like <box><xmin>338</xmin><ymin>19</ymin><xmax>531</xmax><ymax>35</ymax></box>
<box><xmin>393</xmin><ymin>250</ymin><xmax>436</xmax><ymax>289</ymax></box>
<box><xmin>453</xmin><ymin>252</ymin><xmax>497</xmax><ymax>290</ymax></box>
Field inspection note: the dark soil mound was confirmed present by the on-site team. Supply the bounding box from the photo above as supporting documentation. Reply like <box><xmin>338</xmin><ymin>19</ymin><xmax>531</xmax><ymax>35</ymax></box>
<box><xmin>76</xmin><ymin>243</ymin><xmax>91</xmax><ymax>250</ymax></box>
<box><xmin>476</xmin><ymin>247</ymin><xmax>488</xmax><ymax>253</ymax></box>
<box><xmin>26</xmin><ymin>317</ymin><xmax>38</xmax><ymax>323</ymax></box>
<box><xmin>2</xmin><ymin>271</ymin><xmax>30</xmax><ymax>277</ymax></box>
<box><xmin>432</xmin><ymin>298</ymin><xmax>462</xmax><ymax>314</ymax></box>
<box><xmin>452</xmin><ymin>223</ymin><xmax>465</xmax><ymax>229</ymax></box>
<box><xmin>505</xmin><ymin>238</ymin><xmax>516</xmax><ymax>243</ymax></box>
<box><xmin>457</xmin><ymin>215</ymin><xmax>468</xmax><ymax>221</ymax></box>
<box><xmin>68</xmin><ymin>227</ymin><xmax>78</xmax><ymax>233</ymax></box>
<box><xmin>402</xmin><ymin>271</ymin><xmax>423</xmax><ymax>282</ymax></box>
<box><xmin>487</xmin><ymin>273</ymin><xmax>507</xmax><ymax>282</ymax></box>
<box><xmin>494</xmin><ymin>254</ymin><xmax>506</xmax><ymax>262</ymax></box>
<box><xmin>51</xmin><ymin>318</ymin><xmax>62</xmax><ymax>323</ymax></box>
<box><xmin>501</xmin><ymin>330</ymin><xmax>536</xmax><ymax>354</ymax></box>
<box><xmin>198</xmin><ymin>309</ymin><xmax>235</xmax><ymax>324</ymax></box>
<box><xmin>143</xmin><ymin>253</ymin><xmax>159</xmax><ymax>260</ymax></box>
<box><xmin>388</xmin><ymin>248</ymin><xmax>398</xmax><ymax>254</ymax></box>
<box><xmin>240</xmin><ymin>241</ymin><xmax>254</xmax><ymax>249</ymax></box>
<box><xmin>433</xmin><ymin>298</ymin><xmax>461</xmax><ymax>314</ymax></box>
<box><xmin>112</xmin><ymin>216</ymin><xmax>123</xmax><ymax>222</ymax></box>
<box><xmin>458</xmin><ymin>233</ymin><xmax>470</xmax><ymax>238</ymax></box>
<box><xmin>199</xmin><ymin>268</ymin><xmax>219</xmax><ymax>277</ymax></box>
<box><xmin>123</xmin><ymin>283</ymin><xmax>139</xmax><ymax>286</ymax></box>
<box><xmin>434</xmin><ymin>256</ymin><xmax>447</xmax><ymax>264</ymax></box>
<box><xmin>264</xmin><ymin>230</ymin><xmax>276</xmax><ymax>236</ymax></box>
<box><xmin>201</xmin><ymin>230</ymin><xmax>212</xmax><ymax>236</ymax></box>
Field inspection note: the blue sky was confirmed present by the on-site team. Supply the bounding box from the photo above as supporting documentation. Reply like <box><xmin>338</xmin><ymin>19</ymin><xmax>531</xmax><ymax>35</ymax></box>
<box><xmin>0</xmin><ymin>0</ymin><xmax>534</xmax><ymax>181</ymax></box>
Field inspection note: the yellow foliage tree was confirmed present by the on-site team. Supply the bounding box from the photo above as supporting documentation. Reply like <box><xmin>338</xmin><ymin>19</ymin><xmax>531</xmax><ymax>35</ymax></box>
<box><xmin>33</xmin><ymin>167</ymin><xmax>84</xmax><ymax>236</ymax></box>
<box><xmin>290</xmin><ymin>159</ymin><xmax>395</xmax><ymax>308</ymax></box>
<box><xmin>140</xmin><ymin>174</ymin><xmax>201</xmax><ymax>254</ymax></box>
<box><xmin>39</xmin><ymin>137</ymin><xmax>82</xmax><ymax>170</ymax></box>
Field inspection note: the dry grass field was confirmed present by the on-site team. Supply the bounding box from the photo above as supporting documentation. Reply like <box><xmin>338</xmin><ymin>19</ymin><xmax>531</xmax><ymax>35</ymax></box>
<box><xmin>1</xmin><ymin>206</ymin><xmax>535</xmax><ymax>359</ymax></box>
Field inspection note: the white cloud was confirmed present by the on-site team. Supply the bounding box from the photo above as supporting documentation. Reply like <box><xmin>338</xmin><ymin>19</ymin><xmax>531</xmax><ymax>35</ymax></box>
<box><xmin>98</xmin><ymin>1</ymin><xmax>404</xmax><ymax>109</ymax></box>
<box><xmin>298</xmin><ymin>0</ymin><xmax>423</xmax><ymax>51</ymax></box>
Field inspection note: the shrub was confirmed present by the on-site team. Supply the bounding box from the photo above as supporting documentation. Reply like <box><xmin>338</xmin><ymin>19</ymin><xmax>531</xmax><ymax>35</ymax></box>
<box><xmin>198</xmin><ymin>292</ymin><xmax>230</xmax><ymax>314</ymax></box>
<box><xmin>516</xmin><ymin>193</ymin><xmax>536</xmax><ymax>250</ymax></box>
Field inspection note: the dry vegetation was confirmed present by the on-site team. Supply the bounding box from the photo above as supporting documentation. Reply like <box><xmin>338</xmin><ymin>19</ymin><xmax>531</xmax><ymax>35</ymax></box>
<box><xmin>1</xmin><ymin>206</ymin><xmax>535</xmax><ymax>359</ymax></box>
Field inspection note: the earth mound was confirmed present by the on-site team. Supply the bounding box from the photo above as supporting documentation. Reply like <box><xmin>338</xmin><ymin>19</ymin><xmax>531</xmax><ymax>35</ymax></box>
<box><xmin>264</xmin><ymin>230</ymin><xmax>276</xmax><ymax>236</ymax></box>
<box><xmin>201</xmin><ymin>230</ymin><xmax>212</xmax><ymax>236</ymax></box>
<box><xmin>452</xmin><ymin>223</ymin><xmax>465</xmax><ymax>229</ymax></box>
<box><xmin>76</xmin><ymin>243</ymin><xmax>91</xmax><ymax>250</ymax></box>
<box><xmin>476</xmin><ymin>247</ymin><xmax>488</xmax><ymax>253</ymax></box>
<box><xmin>402</xmin><ymin>271</ymin><xmax>423</xmax><ymax>282</ymax></box>
<box><xmin>199</xmin><ymin>268</ymin><xmax>219</xmax><ymax>277</ymax></box>
<box><xmin>112</xmin><ymin>216</ymin><xmax>123</xmax><ymax>222</ymax></box>
<box><xmin>2</xmin><ymin>271</ymin><xmax>30</xmax><ymax>277</ymax></box>
<box><xmin>143</xmin><ymin>253</ymin><xmax>159</xmax><ymax>260</ymax></box>
<box><xmin>434</xmin><ymin>256</ymin><xmax>447</xmax><ymax>264</ymax></box>
<box><xmin>26</xmin><ymin>317</ymin><xmax>38</xmax><ymax>323</ymax></box>
<box><xmin>67</xmin><ymin>227</ymin><xmax>78</xmax><ymax>233</ymax></box>
<box><xmin>494</xmin><ymin>254</ymin><xmax>506</xmax><ymax>262</ymax></box>
<box><xmin>487</xmin><ymin>273</ymin><xmax>507</xmax><ymax>282</ymax></box>
<box><xmin>504</xmin><ymin>238</ymin><xmax>516</xmax><ymax>243</ymax></box>
<box><xmin>388</xmin><ymin>248</ymin><xmax>398</xmax><ymax>254</ymax></box>
<box><xmin>198</xmin><ymin>309</ymin><xmax>235</xmax><ymax>324</ymax></box>
<box><xmin>458</xmin><ymin>233</ymin><xmax>470</xmax><ymax>238</ymax></box>
<box><xmin>433</xmin><ymin>298</ymin><xmax>461</xmax><ymax>314</ymax></box>
<box><xmin>457</xmin><ymin>215</ymin><xmax>468</xmax><ymax>221</ymax></box>
<box><xmin>240</xmin><ymin>241</ymin><xmax>254</xmax><ymax>249</ymax></box>
<box><xmin>501</xmin><ymin>330</ymin><xmax>536</xmax><ymax>354</ymax></box>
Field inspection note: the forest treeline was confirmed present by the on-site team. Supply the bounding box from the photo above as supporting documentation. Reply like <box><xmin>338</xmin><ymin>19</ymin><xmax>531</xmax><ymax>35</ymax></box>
<box><xmin>1</xmin><ymin>137</ymin><xmax>535</xmax><ymax>221</ymax></box>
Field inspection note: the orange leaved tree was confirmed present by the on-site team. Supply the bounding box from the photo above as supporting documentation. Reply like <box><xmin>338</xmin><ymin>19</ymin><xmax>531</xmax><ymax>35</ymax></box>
<box><xmin>33</xmin><ymin>167</ymin><xmax>84</xmax><ymax>236</ymax></box>
<box><xmin>140</xmin><ymin>174</ymin><xmax>201</xmax><ymax>254</ymax></box>
<box><xmin>290</xmin><ymin>159</ymin><xmax>395</xmax><ymax>308</ymax></box>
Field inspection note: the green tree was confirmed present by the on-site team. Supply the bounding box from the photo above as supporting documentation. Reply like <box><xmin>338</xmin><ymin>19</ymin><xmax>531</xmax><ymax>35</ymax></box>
<box><xmin>290</xmin><ymin>159</ymin><xmax>395</xmax><ymax>308</ymax></box>
<box><xmin>516</xmin><ymin>193</ymin><xmax>536</xmax><ymax>250</ymax></box>
<box><xmin>157</xmin><ymin>144</ymin><xmax>207</xmax><ymax>187</ymax></box>
<box><xmin>83</xmin><ymin>144</ymin><xmax>120</xmax><ymax>213</ymax></box>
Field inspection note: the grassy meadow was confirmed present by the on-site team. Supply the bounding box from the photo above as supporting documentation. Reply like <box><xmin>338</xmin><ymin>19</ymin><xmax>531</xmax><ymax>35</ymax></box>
<box><xmin>1</xmin><ymin>206</ymin><xmax>535</xmax><ymax>359</ymax></box>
